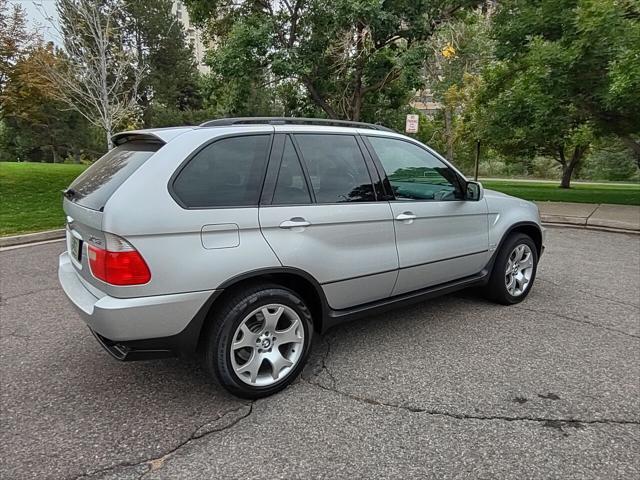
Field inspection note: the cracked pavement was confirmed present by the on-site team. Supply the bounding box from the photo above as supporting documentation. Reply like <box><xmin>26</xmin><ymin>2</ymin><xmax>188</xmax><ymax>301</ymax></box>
<box><xmin>1</xmin><ymin>227</ymin><xmax>639</xmax><ymax>479</ymax></box>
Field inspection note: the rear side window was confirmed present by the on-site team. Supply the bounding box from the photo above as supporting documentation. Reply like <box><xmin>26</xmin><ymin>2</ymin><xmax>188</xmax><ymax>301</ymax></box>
<box><xmin>272</xmin><ymin>137</ymin><xmax>312</xmax><ymax>205</ymax></box>
<box><xmin>294</xmin><ymin>134</ymin><xmax>375</xmax><ymax>203</ymax></box>
<box><xmin>69</xmin><ymin>141</ymin><xmax>161</xmax><ymax>211</ymax></box>
<box><xmin>172</xmin><ymin>135</ymin><xmax>271</xmax><ymax>208</ymax></box>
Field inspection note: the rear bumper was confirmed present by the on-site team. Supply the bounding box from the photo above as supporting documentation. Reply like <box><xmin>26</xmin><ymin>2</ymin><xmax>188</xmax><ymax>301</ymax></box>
<box><xmin>58</xmin><ymin>252</ymin><xmax>216</xmax><ymax>357</ymax></box>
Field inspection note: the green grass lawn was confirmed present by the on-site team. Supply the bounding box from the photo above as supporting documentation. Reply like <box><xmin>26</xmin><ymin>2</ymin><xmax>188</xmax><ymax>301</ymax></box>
<box><xmin>1</xmin><ymin>162</ymin><xmax>639</xmax><ymax>236</ymax></box>
<box><xmin>0</xmin><ymin>162</ymin><xmax>87</xmax><ymax>236</ymax></box>
<box><xmin>481</xmin><ymin>179</ymin><xmax>640</xmax><ymax>206</ymax></box>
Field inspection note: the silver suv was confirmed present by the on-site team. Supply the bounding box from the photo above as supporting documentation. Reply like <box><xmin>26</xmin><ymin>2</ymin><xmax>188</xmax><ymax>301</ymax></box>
<box><xmin>58</xmin><ymin>117</ymin><xmax>544</xmax><ymax>398</ymax></box>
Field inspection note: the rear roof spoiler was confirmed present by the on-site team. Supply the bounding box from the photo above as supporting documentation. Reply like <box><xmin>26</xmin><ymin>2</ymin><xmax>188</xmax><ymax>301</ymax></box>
<box><xmin>111</xmin><ymin>133</ymin><xmax>165</xmax><ymax>146</ymax></box>
<box><xmin>111</xmin><ymin>127</ymin><xmax>195</xmax><ymax>146</ymax></box>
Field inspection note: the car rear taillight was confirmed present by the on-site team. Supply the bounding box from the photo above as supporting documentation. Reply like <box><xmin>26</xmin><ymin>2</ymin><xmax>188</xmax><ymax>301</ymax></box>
<box><xmin>88</xmin><ymin>234</ymin><xmax>151</xmax><ymax>286</ymax></box>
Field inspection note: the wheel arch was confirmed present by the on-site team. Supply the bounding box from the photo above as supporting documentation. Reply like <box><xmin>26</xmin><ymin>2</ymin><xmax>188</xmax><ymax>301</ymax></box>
<box><xmin>504</xmin><ymin>222</ymin><xmax>543</xmax><ymax>256</ymax></box>
<box><xmin>485</xmin><ymin>221</ymin><xmax>543</xmax><ymax>277</ymax></box>
<box><xmin>193</xmin><ymin>268</ymin><xmax>329</xmax><ymax>354</ymax></box>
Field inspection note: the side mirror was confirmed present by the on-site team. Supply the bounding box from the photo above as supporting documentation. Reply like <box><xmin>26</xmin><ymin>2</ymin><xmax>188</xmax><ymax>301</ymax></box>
<box><xmin>465</xmin><ymin>181</ymin><xmax>483</xmax><ymax>201</ymax></box>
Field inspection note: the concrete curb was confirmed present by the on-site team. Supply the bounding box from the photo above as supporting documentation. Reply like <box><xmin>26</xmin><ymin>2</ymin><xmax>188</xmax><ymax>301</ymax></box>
<box><xmin>541</xmin><ymin>222</ymin><xmax>639</xmax><ymax>235</ymax></box>
<box><xmin>0</xmin><ymin>229</ymin><xmax>65</xmax><ymax>248</ymax></box>
<box><xmin>538</xmin><ymin>213</ymin><xmax>640</xmax><ymax>232</ymax></box>
<box><xmin>540</xmin><ymin>214</ymin><xmax>588</xmax><ymax>226</ymax></box>
<box><xmin>536</xmin><ymin>202</ymin><xmax>640</xmax><ymax>233</ymax></box>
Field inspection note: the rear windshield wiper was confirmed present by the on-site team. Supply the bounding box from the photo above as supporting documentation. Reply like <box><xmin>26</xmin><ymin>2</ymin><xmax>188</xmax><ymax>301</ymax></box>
<box><xmin>63</xmin><ymin>188</ymin><xmax>77</xmax><ymax>200</ymax></box>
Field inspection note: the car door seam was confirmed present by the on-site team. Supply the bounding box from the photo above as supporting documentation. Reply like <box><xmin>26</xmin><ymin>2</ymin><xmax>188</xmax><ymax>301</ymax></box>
<box><xmin>257</xmin><ymin>208</ymin><xmax>284</xmax><ymax>267</ymax></box>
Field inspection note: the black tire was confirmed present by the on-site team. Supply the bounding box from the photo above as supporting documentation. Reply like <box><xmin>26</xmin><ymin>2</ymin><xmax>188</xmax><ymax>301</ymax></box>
<box><xmin>485</xmin><ymin>233</ymin><xmax>538</xmax><ymax>305</ymax></box>
<box><xmin>203</xmin><ymin>283</ymin><xmax>313</xmax><ymax>399</ymax></box>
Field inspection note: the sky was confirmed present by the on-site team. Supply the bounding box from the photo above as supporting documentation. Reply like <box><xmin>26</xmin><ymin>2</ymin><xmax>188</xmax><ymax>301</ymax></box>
<box><xmin>9</xmin><ymin>0</ymin><xmax>60</xmax><ymax>44</ymax></box>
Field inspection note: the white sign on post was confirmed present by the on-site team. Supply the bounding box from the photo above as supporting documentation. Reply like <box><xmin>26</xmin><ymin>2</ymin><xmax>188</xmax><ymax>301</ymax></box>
<box><xmin>405</xmin><ymin>114</ymin><xmax>419</xmax><ymax>134</ymax></box>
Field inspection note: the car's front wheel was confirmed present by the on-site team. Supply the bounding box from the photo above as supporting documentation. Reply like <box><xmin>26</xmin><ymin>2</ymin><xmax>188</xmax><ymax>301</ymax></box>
<box><xmin>204</xmin><ymin>284</ymin><xmax>313</xmax><ymax>398</ymax></box>
<box><xmin>485</xmin><ymin>233</ymin><xmax>538</xmax><ymax>305</ymax></box>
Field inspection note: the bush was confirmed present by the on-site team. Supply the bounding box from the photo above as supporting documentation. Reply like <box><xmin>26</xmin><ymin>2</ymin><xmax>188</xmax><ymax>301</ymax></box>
<box><xmin>531</xmin><ymin>156</ymin><xmax>561</xmax><ymax>179</ymax></box>
<box><xmin>579</xmin><ymin>145</ymin><xmax>639</xmax><ymax>182</ymax></box>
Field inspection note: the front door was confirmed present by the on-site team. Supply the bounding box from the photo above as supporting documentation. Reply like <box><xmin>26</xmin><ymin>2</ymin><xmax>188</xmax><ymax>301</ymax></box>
<box><xmin>363</xmin><ymin>135</ymin><xmax>489</xmax><ymax>296</ymax></box>
<box><xmin>259</xmin><ymin>133</ymin><xmax>398</xmax><ymax>310</ymax></box>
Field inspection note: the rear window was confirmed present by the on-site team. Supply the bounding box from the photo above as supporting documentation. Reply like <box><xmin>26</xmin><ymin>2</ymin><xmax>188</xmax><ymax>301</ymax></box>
<box><xmin>68</xmin><ymin>141</ymin><xmax>161</xmax><ymax>211</ymax></box>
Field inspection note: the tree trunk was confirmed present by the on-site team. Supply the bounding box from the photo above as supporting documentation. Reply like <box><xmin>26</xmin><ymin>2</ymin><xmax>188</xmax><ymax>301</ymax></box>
<box><xmin>350</xmin><ymin>24</ymin><xmax>365</xmax><ymax>122</ymax></box>
<box><xmin>106</xmin><ymin>129</ymin><xmax>113</xmax><ymax>150</ymax></box>
<box><xmin>560</xmin><ymin>164</ymin><xmax>574</xmax><ymax>188</ymax></box>
<box><xmin>559</xmin><ymin>145</ymin><xmax>587</xmax><ymax>189</ymax></box>
<box><xmin>444</xmin><ymin>107</ymin><xmax>454</xmax><ymax>162</ymax></box>
<box><xmin>303</xmin><ymin>77</ymin><xmax>338</xmax><ymax>119</ymax></box>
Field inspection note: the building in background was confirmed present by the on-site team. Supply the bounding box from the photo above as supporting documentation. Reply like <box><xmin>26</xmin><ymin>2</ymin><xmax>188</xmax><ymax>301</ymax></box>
<box><xmin>172</xmin><ymin>1</ymin><xmax>210</xmax><ymax>73</ymax></box>
<box><xmin>410</xmin><ymin>89</ymin><xmax>442</xmax><ymax>117</ymax></box>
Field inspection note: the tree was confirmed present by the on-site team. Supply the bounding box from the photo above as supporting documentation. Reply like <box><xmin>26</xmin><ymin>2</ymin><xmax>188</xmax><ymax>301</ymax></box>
<box><xmin>121</xmin><ymin>0</ymin><xmax>201</xmax><ymax>115</ymax></box>
<box><xmin>184</xmin><ymin>0</ymin><xmax>481</xmax><ymax>122</ymax></box>
<box><xmin>1</xmin><ymin>43</ymin><xmax>102</xmax><ymax>162</ymax></box>
<box><xmin>419</xmin><ymin>7</ymin><xmax>495</xmax><ymax>166</ymax></box>
<box><xmin>39</xmin><ymin>0</ymin><xmax>145</xmax><ymax>149</ymax></box>
<box><xmin>568</xmin><ymin>0</ymin><xmax>640</xmax><ymax>160</ymax></box>
<box><xmin>477</xmin><ymin>0</ymin><xmax>639</xmax><ymax>188</ymax></box>
<box><xmin>0</xmin><ymin>0</ymin><xmax>34</xmax><ymax>108</ymax></box>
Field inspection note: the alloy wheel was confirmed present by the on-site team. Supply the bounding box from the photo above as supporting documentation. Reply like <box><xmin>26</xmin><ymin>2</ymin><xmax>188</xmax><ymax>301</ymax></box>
<box><xmin>505</xmin><ymin>244</ymin><xmax>534</xmax><ymax>297</ymax></box>
<box><xmin>230</xmin><ymin>304</ymin><xmax>305</xmax><ymax>387</ymax></box>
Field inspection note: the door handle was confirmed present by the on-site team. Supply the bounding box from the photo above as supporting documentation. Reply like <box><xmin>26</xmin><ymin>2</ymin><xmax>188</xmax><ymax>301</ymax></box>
<box><xmin>395</xmin><ymin>212</ymin><xmax>417</xmax><ymax>222</ymax></box>
<box><xmin>279</xmin><ymin>218</ymin><xmax>311</xmax><ymax>229</ymax></box>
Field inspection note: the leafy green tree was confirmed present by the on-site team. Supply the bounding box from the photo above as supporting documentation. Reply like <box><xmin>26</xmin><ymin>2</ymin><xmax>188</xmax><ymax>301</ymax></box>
<box><xmin>184</xmin><ymin>0</ymin><xmax>481</xmax><ymax>122</ymax></box>
<box><xmin>0</xmin><ymin>0</ymin><xmax>34</xmax><ymax>111</ymax></box>
<box><xmin>122</xmin><ymin>0</ymin><xmax>202</xmax><ymax>116</ymax></box>
<box><xmin>570</xmin><ymin>0</ymin><xmax>640</xmax><ymax>161</ymax></box>
<box><xmin>1</xmin><ymin>43</ymin><xmax>102</xmax><ymax>162</ymax></box>
<box><xmin>421</xmin><ymin>7</ymin><xmax>494</xmax><ymax>167</ymax></box>
<box><xmin>477</xmin><ymin>0</ymin><xmax>640</xmax><ymax>188</ymax></box>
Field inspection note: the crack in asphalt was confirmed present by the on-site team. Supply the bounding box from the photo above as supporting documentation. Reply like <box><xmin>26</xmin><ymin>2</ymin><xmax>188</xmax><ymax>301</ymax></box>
<box><xmin>538</xmin><ymin>278</ymin><xmax>640</xmax><ymax>310</ymax></box>
<box><xmin>318</xmin><ymin>334</ymin><xmax>337</xmax><ymax>389</ymax></box>
<box><xmin>72</xmin><ymin>403</ymin><xmax>254</xmax><ymax>480</ymax></box>
<box><xmin>304</xmin><ymin>377</ymin><xmax>640</xmax><ymax>428</ymax></box>
<box><xmin>302</xmin><ymin>335</ymin><xmax>640</xmax><ymax>431</ymax></box>
<box><xmin>514</xmin><ymin>305</ymin><xmax>640</xmax><ymax>340</ymax></box>
<box><xmin>0</xmin><ymin>330</ymin><xmax>31</xmax><ymax>341</ymax></box>
<box><xmin>0</xmin><ymin>286</ymin><xmax>61</xmax><ymax>303</ymax></box>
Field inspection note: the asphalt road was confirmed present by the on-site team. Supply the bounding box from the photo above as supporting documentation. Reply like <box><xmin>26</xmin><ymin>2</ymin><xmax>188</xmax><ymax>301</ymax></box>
<box><xmin>1</xmin><ymin>227</ymin><xmax>639</xmax><ymax>479</ymax></box>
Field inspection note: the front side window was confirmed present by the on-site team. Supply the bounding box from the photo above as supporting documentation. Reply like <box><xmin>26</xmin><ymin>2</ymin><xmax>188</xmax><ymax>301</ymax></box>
<box><xmin>294</xmin><ymin>134</ymin><xmax>375</xmax><ymax>203</ymax></box>
<box><xmin>367</xmin><ymin>136</ymin><xmax>462</xmax><ymax>201</ymax></box>
<box><xmin>173</xmin><ymin>135</ymin><xmax>270</xmax><ymax>208</ymax></box>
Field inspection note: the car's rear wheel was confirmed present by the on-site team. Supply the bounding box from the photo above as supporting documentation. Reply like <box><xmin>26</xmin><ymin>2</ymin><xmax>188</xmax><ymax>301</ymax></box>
<box><xmin>203</xmin><ymin>284</ymin><xmax>313</xmax><ymax>398</ymax></box>
<box><xmin>485</xmin><ymin>233</ymin><xmax>538</xmax><ymax>305</ymax></box>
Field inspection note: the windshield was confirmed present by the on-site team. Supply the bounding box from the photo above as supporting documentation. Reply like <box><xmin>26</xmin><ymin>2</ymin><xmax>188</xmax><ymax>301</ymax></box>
<box><xmin>68</xmin><ymin>141</ymin><xmax>162</xmax><ymax>211</ymax></box>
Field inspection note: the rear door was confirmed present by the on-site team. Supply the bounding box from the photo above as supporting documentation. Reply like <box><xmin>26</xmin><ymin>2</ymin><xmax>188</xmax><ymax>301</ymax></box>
<box><xmin>363</xmin><ymin>135</ymin><xmax>489</xmax><ymax>296</ymax></box>
<box><xmin>259</xmin><ymin>133</ymin><xmax>398</xmax><ymax>310</ymax></box>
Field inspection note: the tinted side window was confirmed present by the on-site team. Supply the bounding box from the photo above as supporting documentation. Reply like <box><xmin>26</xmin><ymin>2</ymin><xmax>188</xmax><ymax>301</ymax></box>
<box><xmin>368</xmin><ymin>136</ymin><xmax>462</xmax><ymax>201</ymax></box>
<box><xmin>272</xmin><ymin>137</ymin><xmax>312</xmax><ymax>205</ymax></box>
<box><xmin>173</xmin><ymin>135</ymin><xmax>270</xmax><ymax>208</ymax></box>
<box><xmin>294</xmin><ymin>134</ymin><xmax>374</xmax><ymax>203</ymax></box>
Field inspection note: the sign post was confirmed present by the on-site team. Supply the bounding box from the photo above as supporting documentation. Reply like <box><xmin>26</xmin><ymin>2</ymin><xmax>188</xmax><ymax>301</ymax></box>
<box><xmin>474</xmin><ymin>140</ymin><xmax>481</xmax><ymax>181</ymax></box>
<box><xmin>405</xmin><ymin>114</ymin><xmax>419</xmax><ymax>135</ymax></box>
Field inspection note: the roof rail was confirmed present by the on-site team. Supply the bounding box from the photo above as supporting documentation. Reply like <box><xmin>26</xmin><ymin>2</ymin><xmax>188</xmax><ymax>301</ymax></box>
<box><xmin>199</xmin><ymin>117</ymin><xmax>395</xmax><ymax>132</ymax></box>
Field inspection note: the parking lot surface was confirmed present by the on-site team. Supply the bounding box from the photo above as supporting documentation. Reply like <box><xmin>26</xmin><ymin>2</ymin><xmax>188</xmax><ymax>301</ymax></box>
<box><xmin>1</xmin><ymin>227</ymin><xmax>638</xmax><ymax>479</ymax></box>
